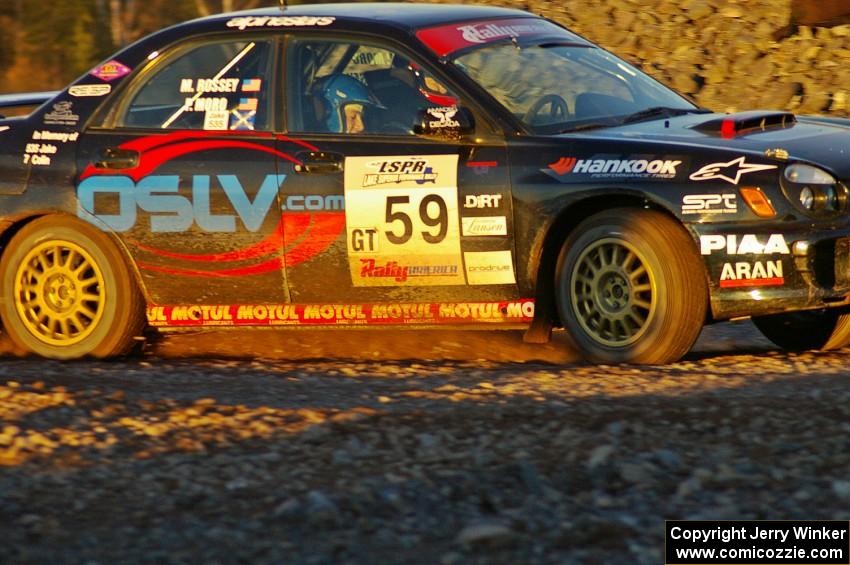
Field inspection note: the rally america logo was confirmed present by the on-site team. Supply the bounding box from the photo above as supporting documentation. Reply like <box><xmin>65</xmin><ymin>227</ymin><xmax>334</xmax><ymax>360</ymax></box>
<box><xmin>458</xmin><ymin>22</ymin><xmax>551</xmax><ymax>43</ymax></box>
<box><xmin>545</xmin><ymin>155</ymin><xmax>683</xmax><ymax>181</ymax></box>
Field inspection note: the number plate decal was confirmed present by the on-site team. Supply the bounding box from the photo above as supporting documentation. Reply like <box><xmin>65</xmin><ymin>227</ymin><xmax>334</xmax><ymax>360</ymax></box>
<box><xmin>344</xmin><ymin>155</ymin><xmax>465</xmax><ymax>286</ymax></box>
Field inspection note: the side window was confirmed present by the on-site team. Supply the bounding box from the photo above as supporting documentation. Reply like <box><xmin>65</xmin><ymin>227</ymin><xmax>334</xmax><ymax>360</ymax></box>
<box><xmin>119</xmin><ymin>40</ymin><xmax>273</xmax><ymax>131</ymax></box>
<box><xmin>286</xmin><ymin>38</ymin><xmax>459</xmax><ymax>135</ymax></box>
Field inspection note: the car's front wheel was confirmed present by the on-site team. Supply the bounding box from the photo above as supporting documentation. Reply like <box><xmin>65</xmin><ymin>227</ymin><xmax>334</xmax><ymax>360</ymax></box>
<box><xmin>555</xmin><ymin>208</ymin><xmax>707</xmax><ymax>364</ymax></box>
<box><xmin>752</xmin><ymin>310</ymin><xmax>850</xmax><ymax>351</ymax></box>
<box><xmin>0</xmin><ymin>216</ymin><xmax>146</xmax><ymax>359</ymax></box>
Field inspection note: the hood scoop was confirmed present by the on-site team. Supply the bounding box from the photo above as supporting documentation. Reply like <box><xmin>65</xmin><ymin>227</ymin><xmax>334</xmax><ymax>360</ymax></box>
<box><xmin>691</xmin><ymin>110</ymin><xmax>796</xmax><ymax>139</ymax></box>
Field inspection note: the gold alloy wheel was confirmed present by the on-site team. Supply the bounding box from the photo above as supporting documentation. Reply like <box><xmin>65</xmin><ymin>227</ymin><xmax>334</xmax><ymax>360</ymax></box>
<box><xmin>570</xmin><ymin>237</ymin><xmax>657</xmax><ymax>347</ymax></box>
<box><xmin>14</xmin><ymin>240</ymin><xmax>106</xmax><ymax>346</ymax></box>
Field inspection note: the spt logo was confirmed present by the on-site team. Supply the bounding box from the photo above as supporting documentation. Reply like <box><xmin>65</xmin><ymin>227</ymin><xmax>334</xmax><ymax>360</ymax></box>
<box><xmin>78</xmin><ymin>174</ymin><xmax>284</xmax><ymax>232</ymax></box>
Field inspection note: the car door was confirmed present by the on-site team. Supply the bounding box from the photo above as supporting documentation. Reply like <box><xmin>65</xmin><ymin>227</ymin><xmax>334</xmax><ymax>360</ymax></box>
<box><xmin>279</xmin><ymin>35</ymin><xmax>518</xmax><ymax>310</ymax></box>
<box><xmin>76</xmin><ymin>37</ymin><xmax>289</xmax><ymax>307</ymax></box>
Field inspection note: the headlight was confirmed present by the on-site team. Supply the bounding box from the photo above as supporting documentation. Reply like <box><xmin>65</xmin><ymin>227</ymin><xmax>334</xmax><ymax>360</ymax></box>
<box><xmin>799</xmin><ymin>186</ymin><xmax>814</xmax><ymax>210</ymax></box>
<box><xmin>782</xmin><ymin>163</ymin><xmax>847</xmax><ymax>216</ymax></box>
<box><xmin>785</xmin><ymin>164</ymin><xmax>836</xmax><ymax>185</ymax></box>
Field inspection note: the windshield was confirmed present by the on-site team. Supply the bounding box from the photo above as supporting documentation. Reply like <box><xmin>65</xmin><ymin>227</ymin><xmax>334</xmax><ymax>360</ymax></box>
<box><xmin>452</xmin><ymin>42</ymin><xmax>697</xmax><ymax>134</ymax></box>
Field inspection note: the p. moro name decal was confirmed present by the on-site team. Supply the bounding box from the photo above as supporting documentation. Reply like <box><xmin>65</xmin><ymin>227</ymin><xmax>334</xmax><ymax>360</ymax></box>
<box><xmin>226</xmin><ymin>16</ymin><xmax>335</xmax><ymax>30</ymax></box>
<box><xmin>700</xmin><ymin>234</ymin><xmax>790</xmax><ymax>255</ymax></box>
<box><xmin>77</xmin><ymin>174</ymin><xmax>284</xmax><ymax>233</ymax></box>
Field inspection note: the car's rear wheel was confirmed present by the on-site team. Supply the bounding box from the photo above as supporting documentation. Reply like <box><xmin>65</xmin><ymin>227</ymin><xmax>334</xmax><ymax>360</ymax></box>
<box><xmin>0</xmin><ymin>216</ymin><xmax>145</xmax><ymax>359</ymax></box>
<box><xmin>752</xmin><ymin>310</ymin><xmax>850</xmax><ymax>351</ymax></box>
<box><xmin>555</xmin><ymin>208</ymin><xmax>707</xmax><ymax>364</ymax></box>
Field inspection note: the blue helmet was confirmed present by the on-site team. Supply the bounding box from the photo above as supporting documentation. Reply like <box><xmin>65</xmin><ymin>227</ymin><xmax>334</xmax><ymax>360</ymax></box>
<box><xmin>317</xmin><ymin>74</ymin><xmax>384</xmax><ymax>133</ymax></box>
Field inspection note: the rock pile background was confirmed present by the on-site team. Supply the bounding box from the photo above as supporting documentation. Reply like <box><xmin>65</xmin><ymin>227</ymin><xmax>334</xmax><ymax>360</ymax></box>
<box><xmin>427</xmin><ymin>0</ymin><xmax>850</xmax><ymax>117</ymax></box>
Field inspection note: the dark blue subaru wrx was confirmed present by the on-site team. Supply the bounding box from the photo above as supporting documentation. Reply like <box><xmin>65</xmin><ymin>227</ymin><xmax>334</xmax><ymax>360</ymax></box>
<box><xmin>1</xmin><ymin>3</ymin><xmax>850</xmax><ymax>363</ymax></box>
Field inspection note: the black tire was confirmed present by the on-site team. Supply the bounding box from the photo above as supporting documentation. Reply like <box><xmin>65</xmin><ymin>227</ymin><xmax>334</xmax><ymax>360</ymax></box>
<box><xmin>752</xmin><ymin>310</ymin><xmax>850</xmax><ymax>351</ymax></box>
<box><xmin>0</xmin><ymin>215</ymin><xmax>146</xmax><ymax>359</ymax></box>
<box><xmin>555</xmin><ymin>208</ymin><xmax>707</xmax><ymax>364</ymax></box>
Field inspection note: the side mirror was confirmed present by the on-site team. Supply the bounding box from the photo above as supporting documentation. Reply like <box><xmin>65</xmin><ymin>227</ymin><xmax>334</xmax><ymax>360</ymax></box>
<box><xmin>414</xmin><ymin>106</ymin><xmax>474</xmax><ymax>139</ymax></box>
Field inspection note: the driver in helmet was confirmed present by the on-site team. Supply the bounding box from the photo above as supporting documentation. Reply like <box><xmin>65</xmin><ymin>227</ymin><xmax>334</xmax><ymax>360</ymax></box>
<box><xmin>314</xmin><ymin>74</ymin><xmax>385</xmax><ymax>134</ymax></box>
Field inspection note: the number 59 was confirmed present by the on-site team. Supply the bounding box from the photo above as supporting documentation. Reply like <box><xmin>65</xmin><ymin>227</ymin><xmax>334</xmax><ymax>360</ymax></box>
<box><xmin>385</xmin><ymin>194</ymin><xmax>448</xmax><ymax>245</ymax></box>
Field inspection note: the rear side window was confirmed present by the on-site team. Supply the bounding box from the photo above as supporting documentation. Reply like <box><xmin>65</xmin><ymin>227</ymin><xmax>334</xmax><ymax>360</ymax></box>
<box><xmin>119</xmin><ymin>40</ymin><xmax>273</xmax><ymax>131</ymax></box>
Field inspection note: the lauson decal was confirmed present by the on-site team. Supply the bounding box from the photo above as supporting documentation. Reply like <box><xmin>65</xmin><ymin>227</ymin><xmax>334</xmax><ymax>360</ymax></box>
<box><xmin>461</xmin><ymin>216</ymin><xmax>507</xmax><ymax>236</ymax></box>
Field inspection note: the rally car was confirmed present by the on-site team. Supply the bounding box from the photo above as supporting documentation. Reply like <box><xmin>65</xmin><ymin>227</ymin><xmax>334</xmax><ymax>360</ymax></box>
<box><xmin>1</xmin><ymin>3</ymin><xmax>849</xmax><ymax>364</ymax></box>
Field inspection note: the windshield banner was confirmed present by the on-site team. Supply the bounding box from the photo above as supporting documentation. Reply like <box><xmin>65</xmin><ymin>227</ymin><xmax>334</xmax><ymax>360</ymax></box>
<box><xmin>416</xmin><ymin>18</ymin><xmax>580</xmax><ymax>57</ymax></box>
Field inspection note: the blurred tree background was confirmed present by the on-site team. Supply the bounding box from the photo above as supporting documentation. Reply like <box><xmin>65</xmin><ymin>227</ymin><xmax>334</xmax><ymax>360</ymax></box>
<box><xmin>0</xmin><ymin>0</ymin><xmax>288</xmax><ymax>93</ymax></box>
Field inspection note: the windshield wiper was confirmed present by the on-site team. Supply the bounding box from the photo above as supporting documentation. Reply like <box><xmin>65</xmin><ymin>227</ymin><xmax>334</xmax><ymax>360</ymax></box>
<box><xmin>558</xmin><ymin>121</ymin><xmax>616</xmax><ymax>133</ymax></box>
<box><xmin>537</xmin><ymin>41</ymin><xmax>592</xmax><ymax>49</ymax></box>
<box><xmin>620</xmin><ymin>106</ymin><xmax>710</xmax><ymax>125</ymax></box>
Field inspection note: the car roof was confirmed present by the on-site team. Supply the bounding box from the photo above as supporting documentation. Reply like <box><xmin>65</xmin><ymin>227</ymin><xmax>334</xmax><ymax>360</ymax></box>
<box><xmin>202</xmin><ymin>3</ymin><xmax>534</xmax><ymax>30</ymax></box>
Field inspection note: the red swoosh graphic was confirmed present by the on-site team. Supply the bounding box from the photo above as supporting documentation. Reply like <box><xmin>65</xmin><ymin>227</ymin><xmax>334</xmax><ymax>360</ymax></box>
<box><xmin>135</xmin><ymin>212</ymin><xmax>345</xmax><ymax>277</ymax></box>
<box><xmin>283</xmin><ymin>213</ymin><xmax>345</xmax><ymax>267</ymax></box>
<box><xmin>129</xmin><ymin>216</ymin><xmax>286</xmax><ymax>263</ymax></box>
<box><xmin>138</xmin><ymin>256</ymin><xmax>284</xmax><ymax>278</ymax></box>
<box><xmin>111</xmin><ymin>130</ymin><xmax>317</xmax><ymax>155</ymax></box>
<box><xmin>81</xmin><ymin>140</ymin><xmax>300</xmax><ymax>181</ymax></box>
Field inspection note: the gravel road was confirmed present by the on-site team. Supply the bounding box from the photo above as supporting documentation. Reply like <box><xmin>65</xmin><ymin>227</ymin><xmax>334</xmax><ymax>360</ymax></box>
<box><xmin>1</xmin><ymin>321</ymin><xmax>849</xmax><ymax>564</ymax></box>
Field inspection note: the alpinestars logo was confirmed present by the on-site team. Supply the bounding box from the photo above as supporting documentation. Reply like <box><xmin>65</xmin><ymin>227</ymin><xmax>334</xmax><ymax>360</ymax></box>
<box><xmin>546</xmin><ymin>155</ymin><xmax>682</xmax><ymax>181</ymax></box>
<box><xmin>690</xmin><ymin>157</ymin><xmax>777</xmax><ymax>185</ymax></box>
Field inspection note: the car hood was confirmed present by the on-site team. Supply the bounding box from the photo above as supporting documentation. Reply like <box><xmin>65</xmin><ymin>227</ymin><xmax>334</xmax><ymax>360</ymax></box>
<box><xmin>563</xmin><ymin>111</ymin><xmax>850</xmax><ymax>180</ymax></box>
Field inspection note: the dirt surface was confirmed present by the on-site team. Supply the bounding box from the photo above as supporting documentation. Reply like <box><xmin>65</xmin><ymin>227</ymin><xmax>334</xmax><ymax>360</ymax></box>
<box><xmin>2</xmin><ymin>321</ymin><xmax>849</xmax><ymax>564</ymax></box>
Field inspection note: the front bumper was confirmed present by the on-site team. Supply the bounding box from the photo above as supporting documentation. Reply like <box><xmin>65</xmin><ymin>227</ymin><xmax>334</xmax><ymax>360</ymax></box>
<box><xmin>694</xmin><ymin>223</ymin><xmax>850</xmax><ymax>320</ymax></box>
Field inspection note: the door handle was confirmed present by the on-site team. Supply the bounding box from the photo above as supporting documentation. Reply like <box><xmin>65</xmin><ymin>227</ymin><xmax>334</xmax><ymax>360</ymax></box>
<box><xmin>294</xmin><ymin>151</ymin><xmax>343</xmax><ymax>175</ymax></box>
<box><xmin>94</xmin><ymin>147</ymin><xmax>139</xmax><ymax>170</ymax></box>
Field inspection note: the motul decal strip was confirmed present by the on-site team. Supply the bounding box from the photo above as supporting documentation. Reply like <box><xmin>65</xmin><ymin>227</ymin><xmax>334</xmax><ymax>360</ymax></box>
<box><xmin>146</xmin><ymin>300</ymin><xmax>535</xmax><ymax>327</ymax></box>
